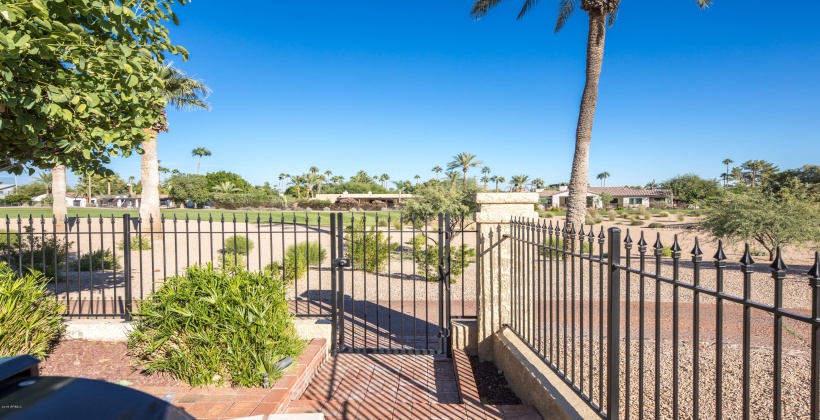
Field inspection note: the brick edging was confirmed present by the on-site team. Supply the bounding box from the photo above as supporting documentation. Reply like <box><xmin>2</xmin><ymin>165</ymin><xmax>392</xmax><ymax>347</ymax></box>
<box><xmin>452</xmin><ymin>349</ymin><xmax>480</xmax><ymax>405</ymax></box>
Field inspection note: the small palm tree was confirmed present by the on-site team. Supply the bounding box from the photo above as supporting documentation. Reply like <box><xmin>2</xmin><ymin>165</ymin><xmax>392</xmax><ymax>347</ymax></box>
<box><xmin>722</xmin><ymin>158</ymin><xmax>733</xmax><ymax>190</ymax></box>
<box><xmin>445</xmin><ymin>171</ymin><xmax>461</xmax><ymax>187</ymax></box>
<box><xmin>531</xmin><ymin>178</ymin><xmax>545</xmax><ymax>190</ymax></box>
<box><xmin>192</xmin><ymin>147</ymin><xmax>211</xmax><ymax>175</ymax></box>
<box><xmin>212</xmin><ymin>181</ymin><xmax>241</xmax><ymax>194</ymax></box>
<box><xmin>34</xmin><ymin>171</ymin><xmax>52</xmax><ymax>195</ymax></box>
<box><xmin>447</xmin><ymin>152</ymin><xmax>483</xmax><ymax>187</ymax></box>
<box><xmin>128</xmin><ymin>176</ymin><xmax>135</xmax><ymax>195</ymax></box>
<box><xmin>278</xmin><ymin>173</ymin><xmax>288</xmax><ymax>192</ymax></box>
<box><xmin>414</xmin><ymin>175</ymin><xmax>421</xmax><ymax>185</ymax></box>
<box><xmin>510</xmin><ymin>174</ymin><xmax>529</xmax><ymax>192</ymax></box>
<box><xmin>379</xmin><ymin>173</ymin><xmax>390</xmax><ymax>188</ymax></box>
<box><xmin>480</xmin><ymin>175</ymin><xmax>490</xmax><ymax>190</ymax></box>
<box><xmin>432</xmin><ymin>166</ymin><xmax>443</xmax><ymax>181</ymax></box>
<box><xmin>309</xmin><ymin>166</ymin><xmax>319</xmax><ymax>175</ymax></box>
<box><xmin>597</xmin><ymin>171</ymin><xmax>610</xmax><ymax>187</ymax></box>
<box><xmin>645</xmin><ymin>179</ymin><xmax>659</xmax><ymax>189</ymax></box>
<box><xmin>289</xmin><ymin>174</ymin><xmax>304</xmax><ymax>199</ymax></box>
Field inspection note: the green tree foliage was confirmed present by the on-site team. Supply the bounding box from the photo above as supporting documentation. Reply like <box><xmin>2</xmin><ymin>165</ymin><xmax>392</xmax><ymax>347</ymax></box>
<box><xmin>401</xmin><ymin>183</ymin><xmax>477</xmax><ymax>235</ymax></box>
<box><xmin>348</xmin><ymin>170</ymin><xmax>377</xmax><ymax>184</ymax></box>
<box><xmin>0</xmin><ymin>263</ymin><xmax>65</xmax><ymax>358</ymax></box>
<box><xmin>0</xmin><ymin>0</ymin><xmax>189</xmax><ymax>174</ymax></box>
<box><xmin>767</xmin><ymin>164</ymin><xmax>820</xmax><ymax>197</ymax></box>
<box><xmin>661</xmin><ymin>174</ymin><xmax>721</xmax><ymax>205</ymax></box>
<box><xmin>168</xmin><ymin>174</ymin><xmax>209</xmax><ymax>206</ymax></box>
<box><xmin>700</xmin><ymin>183</ymin><xmax>820</xmax><ymax>261</ymax></box>
<box><xmin>345</xmin><ymin>218</ymin><xmax>397</xmax><ymax>273</ymax></box>
<box><xmin>127</xmin><ymin>264</ymin><xmax>305</xmax><ymax>387</ymax></box>
<box><xmin>1</xmin><ymin>232</ymin><xmax>70</xmax><ymax>281</ymax></box>
<box><xmin>204</xmin><ymin>171</ymin><xmax>251</xmax><ymax>193</ymax></box>
<box><xmin>75</xmin><ymin>172</ymin><xmax>127</xmax><ymax>197</ymax></box>
<box><xmin>211</xmin><ymin>192</ymin><xmax>284</xmax><ymax>210</ymax></box>
<box><xmin>737</xmin><ymin>160</ymin><xmax>779</xmax><ymax>187</ymax></box>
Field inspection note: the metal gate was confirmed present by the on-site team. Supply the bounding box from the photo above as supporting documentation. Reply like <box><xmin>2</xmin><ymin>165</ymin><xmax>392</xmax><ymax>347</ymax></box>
<box><xmin>328</xmin><ymin>213</ymin><xmax>453</xmax><ymax>355</ymax></box>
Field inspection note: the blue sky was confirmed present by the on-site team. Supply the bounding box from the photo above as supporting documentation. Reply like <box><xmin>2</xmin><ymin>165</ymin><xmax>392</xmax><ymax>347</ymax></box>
<box><xmin>36</xmin><ymin>1</ymin><xmax>820</xmax><ymax>188</ymax></box>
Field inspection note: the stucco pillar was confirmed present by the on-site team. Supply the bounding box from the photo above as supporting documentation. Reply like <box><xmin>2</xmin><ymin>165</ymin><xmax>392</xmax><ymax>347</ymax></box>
<box><xmin>475</xmin><ymin>193</ymin><xmax>538</xmax><ymax>362</ymax></box>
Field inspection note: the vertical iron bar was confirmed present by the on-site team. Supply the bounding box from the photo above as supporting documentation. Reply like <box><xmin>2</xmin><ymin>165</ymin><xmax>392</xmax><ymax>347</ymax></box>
<box><xmin>623</xmin><ymin>231</ymin><xmax>632</xmax><ymax>420</ymax></box>
<box><xmin>438</xmin><ymin>214</ymin><xmax>445</xmax><ymax>354</ymax></box>
<box><xmin>671</xmin><ymin>236</ymin><xmax>681</xmax><ymax>420</ymax></box>
<box><xmin>809</xmin><ymin>252</ymin><xmax>820</xmax><ymax>420</ymax></box>
<box><xmin>714</xmin><ymin>241</ymin><xmax>727</xmax><ymax>420</ymax></box>
<box><xmin>740</xmin><ymin>244</ymin><xmax>755</xmax><ymax>420</ymax></box>
<box><xmin>122</xmin><ymin>214</ymin><xmax>132</xmax><ymax>321</ymax></box>
<box><xmin>692</xmin><ymin>238</ymin><xmax>703</xmax><ymax>420</ymax></box>
<box><xmin>770</xmin><ymin>247</ymin><xmax>787</xmax><ymax>420</ymax></box>
<box><xmin>606</xmin><ymin>227</ymin><xmax>621</xmax><ymax>420</ymax></box>
<box><xmin>637</xmin><ymin>233</ymin><xmax>647</xmax><ymax>420</ymax></box>
<box><xmin>337</xmin><ymin>213</ymin><xmax>346</xmax><ymax>350</ymax></box>
<box><xmin>330</xmin><ymin>213</ymin><xmax>338</xmax><ymax>355</ymax></box>
<box><xmin>653</xmin><ymin>234</ymin><xmax>663</xmax><ymax>420</ymax></box>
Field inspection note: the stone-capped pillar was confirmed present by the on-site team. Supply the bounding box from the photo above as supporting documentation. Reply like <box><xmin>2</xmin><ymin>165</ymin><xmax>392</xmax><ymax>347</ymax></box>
<box><xmin>475</xmin><ymin>193</ymin><xmax>538</xmax><ymax>361</ymax></box>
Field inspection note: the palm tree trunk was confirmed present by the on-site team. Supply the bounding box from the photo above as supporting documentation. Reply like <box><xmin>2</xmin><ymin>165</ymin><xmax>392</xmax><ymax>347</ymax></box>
<box><xmin>196</xmin><ymin>156</ymin><xmax>202</xmax><ymax>175</ymax></box>
<box><xmin>462</xmin><ymin>169</ymin><xmax>467</xmax><ymax>187</ymax></box>
<box><xmin>139</xmin><ymin>130</ymin><xmax>163</xmax><ymax>236</ymax></box>
<box><xmin>567</xmin><ymin>11</ymin><xmax>606</xmax><ymax>231</ymax></box>
<box><xmin>52</xmin><ymin>164</ymin><xmax>67</xmax><ymax>233</ymax></box>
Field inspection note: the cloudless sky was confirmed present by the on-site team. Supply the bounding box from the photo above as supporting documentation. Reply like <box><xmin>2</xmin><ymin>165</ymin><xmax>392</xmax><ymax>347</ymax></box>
<box><xmin>29</xmin><ymin>1</ymin><xmax>820</xmax><ymax>188</ymax></box>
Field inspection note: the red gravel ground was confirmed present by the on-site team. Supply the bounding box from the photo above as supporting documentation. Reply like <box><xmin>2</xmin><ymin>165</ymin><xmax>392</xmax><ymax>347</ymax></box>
<box><xmin>38</xmin><ymin>339</ymin><xmax>185</xmax><ymax>387</ymax></box>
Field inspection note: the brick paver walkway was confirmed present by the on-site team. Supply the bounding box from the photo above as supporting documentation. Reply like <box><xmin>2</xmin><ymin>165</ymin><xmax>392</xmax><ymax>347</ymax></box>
<box><xmin>286</xmin><ymin>353</ymin><xmax>542</xmax><ymax>419</ymax></box>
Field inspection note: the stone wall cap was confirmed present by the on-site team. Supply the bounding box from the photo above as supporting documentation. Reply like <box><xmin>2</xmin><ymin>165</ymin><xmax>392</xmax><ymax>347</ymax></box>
<box><xmin>474</xmin><ymin>192</ymin><xmax>538</xmax><ymax>204</ymax></box>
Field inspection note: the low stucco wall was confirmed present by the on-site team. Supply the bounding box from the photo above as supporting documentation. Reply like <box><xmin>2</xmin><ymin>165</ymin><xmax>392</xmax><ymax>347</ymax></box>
<box><xmin>493</xmin><ymin>327</ymin><xmax>599</xmax><ymax>420</ymax></box>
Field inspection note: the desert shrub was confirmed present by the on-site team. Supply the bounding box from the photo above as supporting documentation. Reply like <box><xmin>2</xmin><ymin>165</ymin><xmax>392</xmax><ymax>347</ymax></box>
<box><xmin>410</xmin><ymin>235</ymin><xmax>475</xmax><ymax>283</ymax></box>
<box><xmin>538</xmin><ymin>211</ymin><xmax>553</xmax><ymax>219</ymax></box>
<box><xmin>549</xmin><ymin>207</ymin><xmax>561</xmax><ymax>212</ymax></box>
<box><xmin>2</xmin><ymin>194</ymin><xmax>32</xmax><ymax>205</ymax></box>
<box><xmin>677</xmin><ymin>213</ymin><xmax>686</xmax><ymax>222</ymax></box>
<box><xmin>127</xmin><ymin>264</ymin><xmax>305</xmax><ymax>387</ymax></box>
<box><xmin>70</xmin><ymin>249</ymin><xmax>121</xmax><ymax>271</ymax></box>
<box><xmin>223</xmin><ymin>235</ymin><xmax>254</xmax><ymax>256</ymax></box>
<box><xmin>630</xmin><ymin>219</ymin><xmax>645</xmax><ymax>226</ymax></box>
<box><xmin>268</xmin><ymin>241</ymin><xmax>326</xmax><ymax>282</ymax></box>
<box><xmin>615</xmin><ymin>206</ymin><xmax>624</xmax><ymax>211</ymax></box>
<box><xmin>117</xmin><ymin>235</ymin><xmax>152</xmax><ymax>251</ymax></box>
<box><xmin>345</xmin><ymin>219</ymin><xmax>397</xmax><ymax>272</ymax></box>
<box><xmin>750</xmin><ymin>248</ymin><xmax>768</xmax><ymax>257</ymax></box>
<box><xmin>0</xmin><ymin>263</ymin><xmax>65</xmax><ymax>358</ymax></box>
<box><xmin>657</xmin><ymin>212</ymin><xmax>669</xmax><ymax>217</ymax></box>
<box><xmin>540</xmin><ymin>237</ymin><xmax>592</xmax><ymax>257</ymax></box>
<box><xmin>217</xmin><ymin>254</ymin><xmax>246</xmax><ymax>271</ymax></box>
<box><xmin>606</xmin><ymin>210</ymin><xmax>617</xmax><ymax>221</ymax></box>
<box><xmin>648</xmin><ymin>222</ymin><xmax>664</xmax><ymax>229</ymax></box>
<box><xmin>1</xmin><ymin>233</ymin><xmax>71</xmax><ymax>281</ymax></box>
<box><xmin>0</xmin><ymin>229</ymin><xmax>20</xmax><ymax>248</ymax></box>
<box><xmin>377</xmin><ymin>218</ymin><xmax>388</xmax><ymax>228</ymax></box>
<box><xmin>690</xmin><ymin>210</ymin><xmax>703</xmax><ymax>217</ymax></box>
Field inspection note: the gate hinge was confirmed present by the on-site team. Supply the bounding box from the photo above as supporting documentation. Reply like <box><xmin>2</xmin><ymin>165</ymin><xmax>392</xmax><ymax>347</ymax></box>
<box><xmin>332</xmin><ymin>258</ymin><xmax>351</xmax><ymax>268</ymax></box>
<box><xmin>439</xmin><ymin>328</ymin><xmax>451</xmax><ymax>338</ymax></box>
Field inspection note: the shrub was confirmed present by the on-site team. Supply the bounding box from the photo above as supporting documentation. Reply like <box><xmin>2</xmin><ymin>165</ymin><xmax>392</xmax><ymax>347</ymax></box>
<box><xmin>677</xmin><ymin>213</ymin><xmax>686</xmax><ymax>222</ymax></box>
<box><xmin>606</xmin><ymin>210</ymin><xmax>617</xmax><ymax>221</ymax></box>
<box><xmin>2</xmin><ymin>194</ymin><xmax>32</xmax><ymax>205</ymax></box>
<box><xmin>648</xmin><ymin>222</ymin><xmax>664</xmax><ymax>229</ymax></box>
<box><xmin>538</xmin><ymin>211</ymin><xmax>553</xmax><ymax>219</ymax></box>
<box><xmin>218</xmin><ymin>254</ymin><xmax>246</xmax><ymax>271</ymax></box>
<box><xmin>345</xmin><ymin>219</ymin><xmax>397</xmax><ymax>272</ymax></box>
<box><xmin>410</xmin><ymin>234</ymin><xmax>475</xmax><ymax>283</ymax></box>
<box><xmin>630</xmin><ymin>219</ymin><xmax>645</xmax><ymax>226</ymax></box>
<box><xmin>0</xmin><ymin>229</ymin><xmax>20</xmax><ymax>249</ymax></box>
<box><xmin>657</xmin><ymin>212</ymin><xmax>669</xmax><ymax>218</ymax></box>
<box><xmin>750</xmin><ymin>248</ymin><xmax>768</xmax><ymax>257</ymax></box>
<box><xmin>540</xmin><ymin>237</ymin><xmax>592</xmax><ymax>257</ymax></box>
<box><xmin>223</xmin><ymin>235</ymin><xmax>254</xmax><ymax>256</ymax></box>
<box><xmin>549</xmin><ymin>207</ymin><xmax>561</xmax><ymax>212</ymax></box>
<box><xmin>70</xmin><ymin>249</ymin><xmax>121</xmax><ymax>271</ymax></box>
<box><xmin>127</xmin><ymin>264</ymin><xmax>305</xmax><ymax>387</ymax></box>
<box><xmin>269</xmin><ymin>241</ymin><xmax>327</xmax><ymax>282</ymax></box>
<box><xmin>0</xmin><ymin>263</ymin><xmax>65</xmax><ymax>358</ymax></box>
<box><xmin>1</xmin><ymin>233</ymin><xmax>71</xmax><ymax>281</ymax></box>
<box><xmin>211</xmin><ymin>192</ymin><xmax>284</xmax><ymax>210</ymax></box>
<box><xmin>377</xmin><ymin>218</ymin><xmax>388</xmax><ymax>228</ymax></box>
<box><xmin>118</xmin><ymin>235</ymin><xmax>152</xmax><ymax>251</ymax></box>
<box><xmin>690</xmin><ymin>210</ymin><xmax>703</xmax><ymax>217</ymax></box>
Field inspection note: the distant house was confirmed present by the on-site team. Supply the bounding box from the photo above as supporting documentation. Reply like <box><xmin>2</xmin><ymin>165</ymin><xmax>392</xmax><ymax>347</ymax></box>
<box><xmin>0</xmin><ymin>184</ymin><xmax>15</xmax><ymax>199</ymax></box>
<box><xmin>539</xmin><ymin>186</ymin><xmax>674</xmax><ymax>209</ymax></box>
<box><xmin>316</xmin><ymin>191</ymin><xmax>412</xmax><ymax>208</ymax></box>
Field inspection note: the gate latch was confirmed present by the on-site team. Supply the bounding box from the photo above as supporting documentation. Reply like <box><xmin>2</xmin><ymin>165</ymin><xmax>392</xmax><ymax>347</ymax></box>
<box><xmin>332</xmin><ymin>258</ymin><xmax>351</xmax><ymax>268</ymax></box>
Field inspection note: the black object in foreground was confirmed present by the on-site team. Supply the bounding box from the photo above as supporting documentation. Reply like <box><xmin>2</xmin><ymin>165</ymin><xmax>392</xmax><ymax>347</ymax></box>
<box><xmin>0</xmin><ymin>355</ymin><xmax>194</xmax><ymax>420</ymax></box>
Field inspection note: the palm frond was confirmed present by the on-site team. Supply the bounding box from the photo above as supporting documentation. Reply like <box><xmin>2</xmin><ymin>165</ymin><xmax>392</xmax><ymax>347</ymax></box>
<box><xmin>554</xmin><ymin>0</ymin><xmax>576</xmax><ymax>33</ymax></box>
<box><xmin>516</xmin><ymin>0</ymin><xmax>540</xmax><ymax>20</ymax></box>
<box><xmin>470</xmin><ymin>0</ymin><xmax>504</xmax><ymax>20</ymax></box>
<box><xmin>696</xmin><ymin>0</ymin><xmax>712</xmax><ymax>9</ymax></box>
<box><xmin>607</xmin><ymin>3</ymin><xmax>618</xmax><ymax>27</ymax></box>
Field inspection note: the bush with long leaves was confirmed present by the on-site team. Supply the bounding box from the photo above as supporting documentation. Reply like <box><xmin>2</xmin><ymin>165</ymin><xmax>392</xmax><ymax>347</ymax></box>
<box><xmin>345</xmin><ymin>218</ymin><xmax>397</xmax><ymax>273</ymax></box>
<box><xmin>127</xmin><ymin>264</ymin><xmax>305</xmax><ymax>387</ymax></box>
<box><xmin>0</xmin><ymin>263</ymin><xmax>65</xmax><ymax>358</ymax></box>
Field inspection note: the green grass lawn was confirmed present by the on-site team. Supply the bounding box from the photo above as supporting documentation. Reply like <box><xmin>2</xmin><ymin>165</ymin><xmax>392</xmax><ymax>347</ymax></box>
<box><xmin>0</xmin><ymin>207</ymin><xmax>401</xmax><ymax>226</ymax></box>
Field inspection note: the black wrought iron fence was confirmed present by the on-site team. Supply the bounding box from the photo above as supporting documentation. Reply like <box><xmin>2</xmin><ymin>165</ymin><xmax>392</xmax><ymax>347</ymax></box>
<box><xmin>507</xmin><ymin>217</ymin><xmax>819</xmax><ymax>419</ymax></box>
<box><xmin>0</xmin><ymin>212</ymin><xmax>477</xmax><ymax>321</ymax></box>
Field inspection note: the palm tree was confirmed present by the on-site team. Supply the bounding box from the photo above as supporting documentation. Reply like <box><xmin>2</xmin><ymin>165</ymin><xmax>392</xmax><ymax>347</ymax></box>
<box><xmin>445</xmin><ymin>171</ymin><xmax>462</xmax><ymax>187</ymax></box>
<box><xmin>309</xmin><ymin>166</ymin><xmax>319</xmax><ymax>175</ymax></box>
<box><xmin>596</xmin><ymin>171</ymin><xmax>610</xmax><ymax>187</ymax></box>
<box><xmin>510</xmin><ymin>174</ymin><xmax>529</xmax><ymax>192</ymax></box>
<box><xmin>191</xmin><ymin>147</ymin><xmax>211</xmax><ymax>175</ymax></box>
<box><xmin>289</xmin><ymin>174</ymin><xmax>304</xmax><ymax>199</ymax></box>
<box><xmin>140</xmin><ymin>63</ymin><xmax>211</xmax><ymax>233</ymax></box>
<box><xmin>128</xmin><ymin>176</ymin><xmax>135</xmax><ymax>196</ymax></box>
<box><xmin>531</xmin><ymin>178</ymin><xmax>545</xmax><ymax>190</ymax></box>
<box><xmin>379</xmin><ymin>173</ymin><xmax>390</xmax><ymax>188</ymax></box>
<box><xmin>645</xmin><ymin>179</ymin><xmax>659</xmax><ymax>189</ymax></box>
<box><xmin>414</xmin><ymin>175</ymin><xmax>421</xmax><ymax>185</ymax></box>
<box><xmin>52</xmin><ymin>165</ymin><xmax>67</xmax><ymax>232</ymax></box>
<box><xmin>212</xmin><ymin>181</ymin><xmax>241</xmax><ymax>194</ymax></box>
<box><xmin>489</xmin><ymin>175</ymin><xmax>499</xmax><ymax>192</ymax></box>
<box><xmin>480</xmin><ymin>175</ymin><xmax>490</xmax><ymax>190</ymax></box>
<box><xmin>432</xmin><ymin>166</ymin><xmax>443</xmax><ymax>181</ymax></box>
<box><xmin>278</xmin><ymin>173</ymin><xmax>288</xmax><ymax>192</ymax></box>
<box><xmin>447</xmin><ymin>152</ymin><xmax>483</xmax><ymax>187</ymax></box>
<box><xmin>722</xmin><ymin>158</ymin><xmax>733</xmax><ymax>190</ymax></box>
<box><xmin>471</xmin><ymin>0</ymin><xmax>712</xmax><ymax>229</ymax></box>
<box><xmin>34</xmin><ymin>171</ymin><xmax>52</xmax><ymax>195</ymax></box>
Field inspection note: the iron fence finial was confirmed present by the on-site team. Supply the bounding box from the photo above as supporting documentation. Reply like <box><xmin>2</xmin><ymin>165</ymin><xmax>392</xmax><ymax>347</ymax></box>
<box><xmin>740</xmin><ymin>243</ymin><xmax>755</xmax><ymax>266</ymax></box>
